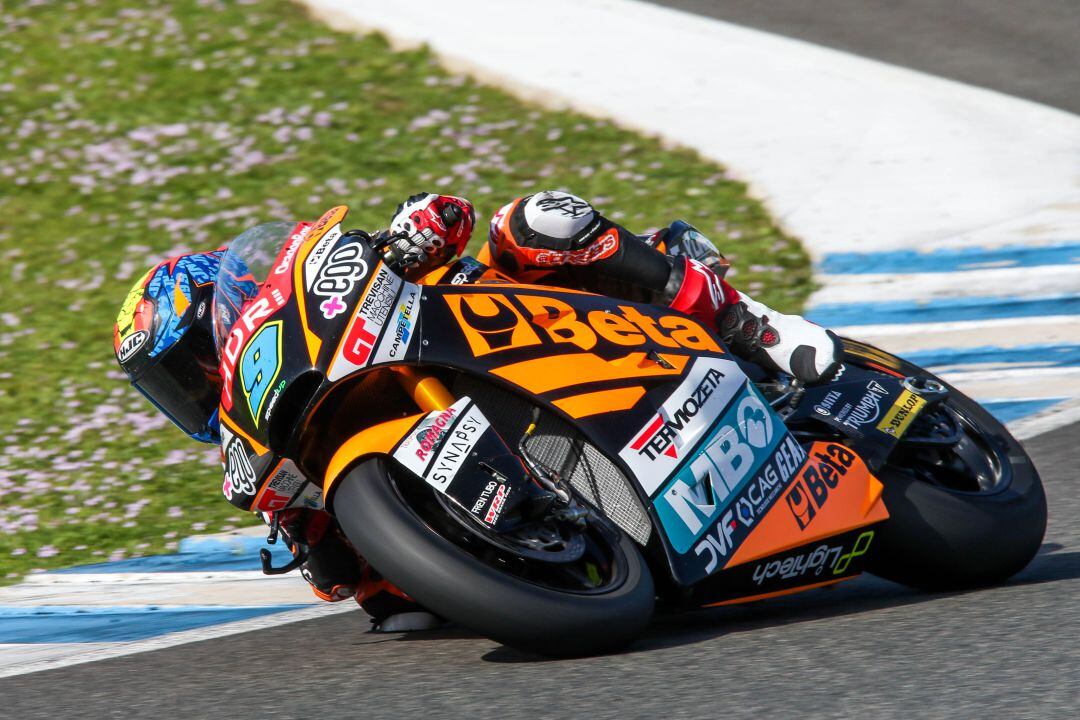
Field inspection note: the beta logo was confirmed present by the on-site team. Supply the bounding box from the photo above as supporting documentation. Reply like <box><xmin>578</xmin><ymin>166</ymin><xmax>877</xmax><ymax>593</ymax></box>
<box><xmin>445</xmin><ymin>291</ymin><xmax>721</xmax><ymax>358</ymax></box>
<box><xmin>783</xmin><ymin>444</ymin><xmax>856</xmax><ymax>530</ymax></box>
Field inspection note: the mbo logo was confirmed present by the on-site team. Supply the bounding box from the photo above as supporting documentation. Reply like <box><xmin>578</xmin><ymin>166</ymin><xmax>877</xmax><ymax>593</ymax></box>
<box><xmin>655</xmin><ymin>388</ymin><xmax>784</xmax><ymax>554</ymax></box>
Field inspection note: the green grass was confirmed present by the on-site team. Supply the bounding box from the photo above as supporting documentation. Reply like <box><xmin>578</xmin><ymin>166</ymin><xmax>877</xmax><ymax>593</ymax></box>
<box><xmin>0</xmin><ymin>0</ymin><xmax>812</xmax><ymax>581</ymax></box>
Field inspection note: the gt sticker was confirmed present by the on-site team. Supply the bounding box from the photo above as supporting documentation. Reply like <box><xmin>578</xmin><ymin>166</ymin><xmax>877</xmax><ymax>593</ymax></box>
<box><xmin>328</xmin><ymin>265</ymin><xmax>402</xmax><ymax>382</ymax></box>
<box><xmin>239</xmin><ymin>321</ymin><xmax>283</xmax><ymax>425</ymax></box>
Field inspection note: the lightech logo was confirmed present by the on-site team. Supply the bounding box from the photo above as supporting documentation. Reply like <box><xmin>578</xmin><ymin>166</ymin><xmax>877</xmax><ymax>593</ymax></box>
<box><xmin>619</xmin><ymin>358</ymin><xmax>745</xmax><ymax>495</ymax></box>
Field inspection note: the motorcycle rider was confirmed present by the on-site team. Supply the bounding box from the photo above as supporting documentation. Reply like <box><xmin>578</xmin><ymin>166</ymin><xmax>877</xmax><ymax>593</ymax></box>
<box><xmin>383</xmin><ymin>190</ymin><xmax>840</xmax><ymax>383</ymax></box>
<box><xmin>114</xmin><ymin>189</ymin><xmax>840</xmax><ymax>630</ymax></box>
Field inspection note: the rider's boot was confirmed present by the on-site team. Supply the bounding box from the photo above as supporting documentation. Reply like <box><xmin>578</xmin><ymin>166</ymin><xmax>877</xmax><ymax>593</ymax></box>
<box><xmin>664</xmin><ymin>250</ymin><xmax>841</xmax><ymax>384</ymax></box>
<box><xmin>279</xmin><ymin>509</ymin><xmax>441</xmax><ymax>632</ymax></box>
<box><xmin>718</xmin><ymin>293</ymin><xmax>842</xmax><ymax>384</ymax></box>
<box><xmin>356</xmin><ymin>566</ymin><xmax>443</xmax><ymax>633</ymax></box>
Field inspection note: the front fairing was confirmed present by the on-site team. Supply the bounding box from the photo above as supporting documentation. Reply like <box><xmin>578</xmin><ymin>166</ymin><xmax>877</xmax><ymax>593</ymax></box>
<box><xmin>218</xmin><ymin>211</ymin><xmax>889</xmax><ymax>595</ymax></box>
<box><xmin>217</xmin><ymin>206</ymin><xmax>423</xmax><ymax>512</ymax></box>
<box><xmin>411</xmin><ymin>284</ymin><xmax>846</xmax><ymax>585</ymax></box>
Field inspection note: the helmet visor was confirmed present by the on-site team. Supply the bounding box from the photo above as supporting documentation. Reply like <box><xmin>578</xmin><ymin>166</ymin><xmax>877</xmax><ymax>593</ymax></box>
<box><xmin>130</xmin><ymin>312</ymin><xmax>222</xmax><ymax>443</ymax></box>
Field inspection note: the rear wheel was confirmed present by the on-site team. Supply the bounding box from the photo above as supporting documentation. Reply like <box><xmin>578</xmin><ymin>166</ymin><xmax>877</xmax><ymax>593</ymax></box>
<box><xmin>843</xmin><ymin>339</ymin><xmax>1047</xmax><ymax>590</ymax></box>
<box><xmin>333</xmin><ymin>458</ymin><xmax>655</xmax><ymax>657</ymax></box>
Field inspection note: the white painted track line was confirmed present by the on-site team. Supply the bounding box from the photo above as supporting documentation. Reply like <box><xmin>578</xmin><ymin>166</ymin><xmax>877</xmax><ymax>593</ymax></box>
<box><xmin>0</xmin><ymin>603</ymin><xmax>360</xmax><ymax>679</ymax></box>
<box><xmin>0</xmin><ymin>571</ymin><xmax>318</xmax><ymax>606</ymax></box>
<box><xmin>837</xmin><ymin>316</ymin><xmax>1080</xmax><ymax>351</ymax></box>
<box><xmin>303</xmin><ymin>0</ymin><xmax>1080</xmax><ymax>260</ymax></box>
<box><xmin>814</xmin><ymin>265</ymin><xmax>1080</xmax><ymax>305</ymax></box>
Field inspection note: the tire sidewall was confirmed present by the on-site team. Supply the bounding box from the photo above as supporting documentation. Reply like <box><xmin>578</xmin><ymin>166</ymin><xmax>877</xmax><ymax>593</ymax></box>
<box><xmin>333</xmin><ymin>458</ymin><xmax>655</xmax><ymax>656</ymax></box>
<box><xmin>844</xmin><ymin>340</ymin><xmax>1047</xmax><ymax>589</ymax></box>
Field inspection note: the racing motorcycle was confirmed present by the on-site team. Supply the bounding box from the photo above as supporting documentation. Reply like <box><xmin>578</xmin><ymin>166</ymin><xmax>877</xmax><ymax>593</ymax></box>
<box><xmin>215</xmin><ymin>206</ymin><xmax>1046</xmax><ymax>656</ymax></box>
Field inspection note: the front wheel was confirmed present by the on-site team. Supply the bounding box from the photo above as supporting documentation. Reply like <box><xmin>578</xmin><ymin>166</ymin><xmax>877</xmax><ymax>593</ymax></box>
<box><xmin>843</xmin><ymin>339</ymin><xmax>1047</xmax><ymax>590</ymax></box>
<box><xmin>332</xmin><ymin>458</ymin><xmax>655</xmax><ymax>657</ymax></box>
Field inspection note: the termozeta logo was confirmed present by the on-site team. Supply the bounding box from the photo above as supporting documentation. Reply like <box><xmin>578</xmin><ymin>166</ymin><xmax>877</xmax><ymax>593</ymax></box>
<box><xmin>630</xmin><ymin>368</ymin><xmax>725</xmax><ymax>460</ymax></box>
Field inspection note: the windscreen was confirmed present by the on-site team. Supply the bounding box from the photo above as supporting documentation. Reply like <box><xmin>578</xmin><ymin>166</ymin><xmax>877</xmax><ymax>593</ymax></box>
<box><xmin>212</xmin><ymin>221</ymin><xmax>294</xmax><ymax>355</ymax></box>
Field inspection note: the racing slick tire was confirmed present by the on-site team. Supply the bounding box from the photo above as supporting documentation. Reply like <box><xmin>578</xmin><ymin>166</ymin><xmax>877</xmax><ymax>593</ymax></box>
<box><xmin>333</xmin><ymin>458</ymin><xmax>655</xmax><ymax>657</ymax></box>
<box><xmin>844</xmin><ymin>339</ymin><xmax>1047</xmax><ymax>591</ymax></box>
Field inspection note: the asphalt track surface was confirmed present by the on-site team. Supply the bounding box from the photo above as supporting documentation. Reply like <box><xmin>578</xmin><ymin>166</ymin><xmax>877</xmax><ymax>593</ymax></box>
<box><xmin>4</xmin><ymin>4</ymin><xmax>1078</xmax><ymax>718</ymax></box>
<box><xmin>3</xmin><ymin>422</ymin><xmax>1077</xmax><ymax>719</ymax></box>
<box><xmin>642</xmin><ymin>0</ymin><xmax>1080</xmax><ymax>114</ymax></box>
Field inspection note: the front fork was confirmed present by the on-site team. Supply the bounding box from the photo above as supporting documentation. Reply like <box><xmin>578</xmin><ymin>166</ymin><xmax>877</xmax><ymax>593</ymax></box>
<box><xmin>263</xmin><ymin>367</ymin><xmax>456</xmax><ymax>575</ymax></box>
<box><xmin>391</xmin><ymin>366</ymin><xmax>455</xmax><ymax>413</ymax></box>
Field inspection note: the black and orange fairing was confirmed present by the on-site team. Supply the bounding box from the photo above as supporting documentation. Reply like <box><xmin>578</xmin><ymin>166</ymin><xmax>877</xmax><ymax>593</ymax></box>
<box><xmin>418</xmin><ymin>284</ymin><xmax>726</xmax><ymax>434</ymax></box>
<box><xmin>209</xmin><ymin>206</ymin><xmax>901</xmax><ymax>610</ymax></box>
<box><xmin>214</xmin><ymin>206</ymin><xmax>422</xmax><ymax>512</ymax></box>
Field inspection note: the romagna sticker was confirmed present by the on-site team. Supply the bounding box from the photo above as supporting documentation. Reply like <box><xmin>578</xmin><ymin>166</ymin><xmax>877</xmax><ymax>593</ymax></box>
<box><xmin>875</xmin><ymin>389</ymin><xmax>926</xmax><ymax>437</ymax></box>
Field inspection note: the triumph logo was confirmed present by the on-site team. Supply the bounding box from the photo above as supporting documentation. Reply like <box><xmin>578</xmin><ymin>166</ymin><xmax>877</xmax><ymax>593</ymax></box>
<box><xmin>840</xmin><ymin>381</ymin><xmax>889</xmax><ymax>429</ymax></box>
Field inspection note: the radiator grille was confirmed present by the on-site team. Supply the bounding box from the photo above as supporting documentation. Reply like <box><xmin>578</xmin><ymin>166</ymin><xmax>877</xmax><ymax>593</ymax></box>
<box><xmin>453</xmin><ymin>375</ymin><xmax>652</xmax><ymax>545</ymax></box>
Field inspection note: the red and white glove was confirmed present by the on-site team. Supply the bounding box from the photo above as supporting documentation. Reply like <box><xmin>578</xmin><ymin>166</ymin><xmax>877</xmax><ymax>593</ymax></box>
<box><xmin>384</xmin><ymin>193</ymin><xmax>475</xmax><ymax>272</ymax></box>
